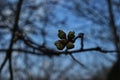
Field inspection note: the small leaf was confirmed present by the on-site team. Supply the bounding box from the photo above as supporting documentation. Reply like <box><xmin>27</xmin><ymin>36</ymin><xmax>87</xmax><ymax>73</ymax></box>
<box><xmin>54</xmin><ymin>40</ymin><xmax>65</xmax><ymax>50</ymax></box>
<box><xmin>66</xmin><ymin>42</ymin><xmax>74</xmax><ymax>49</ymax></box>
<box><xmin>58</xmin><ymin>30</ymin><xmax>66</xmax><ymax>39</ymax></box>
<box><xmin>68</xmin><ymin>31</ymin><xmax>75</xmax><ymax>41</ymax></box>
<box><xmin>60</xmin><ymin>39</ymin><xmax>67</xmax><ymax>45</ymax></box>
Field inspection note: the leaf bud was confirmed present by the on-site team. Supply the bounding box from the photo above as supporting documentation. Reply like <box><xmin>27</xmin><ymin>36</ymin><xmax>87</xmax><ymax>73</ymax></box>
<box><xmin>66</xmin><ymin>42</ymin><xmax>74</xmax><ymax>49</ymax></box>
<box><xmin>54</xmin><ymin>40</ymin><xmax>65</xmax><ymax>50</ymax></box>
<box><xmin>58</xmin><ymin>30</ymin><xmax>66</xmax><ymax>39</ymax></box>
<box><xmin>68</xmin><ymin>31</ymin><xmax>75</xmax><ymax>40</ymax></box>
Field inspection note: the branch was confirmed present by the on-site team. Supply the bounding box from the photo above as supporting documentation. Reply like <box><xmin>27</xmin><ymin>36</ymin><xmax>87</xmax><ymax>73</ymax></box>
<box><xmin>107</xmin><ymin>0</ymin><xmax>120</xmax><ymax>54</ymax></box>
<box><xmin>0</xmin><ymin>47</ymin><xmax>120</xmax><ymax>56</ymax></box>
<box><xmin>60</xmin><ymin>47</ymin><xmax>120</xmax><ymax>54</ymax></box>
<box><xmin>69</xmin><ymin>54</ymin><xmax>85</xmax><ymax>67</ymax></box>
<box><xmin>0</xmin><ymin>0</ymin><xmax>23</xmax><ymax>80</ymax></box>
<box><xmin>0</xmin><ymin>54</ymin><xmax>8</xmax><ymax>72</ymax></box>
<box><xmin>0</xmin><ymin>49</ymin><xmax>43</xmax><ymax>56</ymax></box>
<box><xmin>9</xmin><ymin>54</ymin><xmax>13</xmax><ymax>80</ymax></box>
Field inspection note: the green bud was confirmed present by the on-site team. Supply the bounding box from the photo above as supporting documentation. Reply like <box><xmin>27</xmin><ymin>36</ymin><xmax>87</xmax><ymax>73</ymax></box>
<box><xmin>68</xmin><ymin>31</ymin><xmax>75</xmax><ymax>40</ymax></box>
<box><xmin>58</xmin><ymin>30</ymin><xmax>66</xmax><ymax>39</ymax></box>
<box><xmin>54</xmin><ymin>40</ymin><xmax>65</xmax><ymax>50</ymax></box>
<box><xmin>66</xmin><ymin>42</ymin><xmax>74</xmax><ymax>49</ymax></box>
<box><xmin>60</xmin><ymin>39</ymin><xmax>67</xmax><ymax>45</ymax></box>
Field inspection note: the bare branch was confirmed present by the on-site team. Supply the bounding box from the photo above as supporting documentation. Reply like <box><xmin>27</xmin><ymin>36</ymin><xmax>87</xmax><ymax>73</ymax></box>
<box><xmin>9</xmin><ymin>54</ymin><xmax>13</xmax><ymax>80</ymax></box>
<box><xmin>0</xmin><ymin>0</ymin><xmax>24</xmax><ymax>80</ymax></box>
<box><xmin>69</xmin><ymin>54</ymin><xmax>85</xmax><ymax>67</ymax></box>
<box><xmin>0</xmin><ymin>47</ymin><xmax>119</xmax><ymax>57</ymax></box>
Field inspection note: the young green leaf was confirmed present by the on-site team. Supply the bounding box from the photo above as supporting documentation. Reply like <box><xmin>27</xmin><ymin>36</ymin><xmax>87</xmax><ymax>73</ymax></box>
<box><xmin>66</xmin><ymin>42</ymin><xmax>74</xmax><ymax>49</ymax></box>
<box><xmin>68</xmin><ymin>31</ymin><xmax>75</xmax><ymax>40</ymax></box>
<box><xmin>60</xmin><ymin>39</ymin><xmax>67</xmax><ymax>45</ymax></box>
<box><xmin>54</xmin><ymin>40</ymin><xmax>65</xmax><ymax>50</ymax></box>
<box><xmin>58</xmin><ymin>30</ymin><xmax>66</xmax><ymax>39</ymax></box>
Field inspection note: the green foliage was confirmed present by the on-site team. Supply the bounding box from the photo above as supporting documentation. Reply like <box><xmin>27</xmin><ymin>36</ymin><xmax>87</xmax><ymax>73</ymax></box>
<box><xmin>66</xmin><ymin>42</ymin><xmax>74</xmax><ymax>49</ymax></box>
<box><xmin>54</xmin><ymin>40</ymin><xmax>65</xmax><ymax>50</ymax></box>
<box><xmin>55</xmin><ymin>30</ymin><xmax>75</xmax><ymax>50</ymax></box>
<box><xmin>68</xmin><ymin>31</ymin><xmax>75</xmax><ymax>41</ymax></box>
<box><xmin>58</xmin><ymin>30</ymin><xmax>66</xmax><ymax>39</ymax></box>
<box><xmin>60</xmin><ymin>39</ymin><xmax>67</xmax><ymax>45</ymax></box>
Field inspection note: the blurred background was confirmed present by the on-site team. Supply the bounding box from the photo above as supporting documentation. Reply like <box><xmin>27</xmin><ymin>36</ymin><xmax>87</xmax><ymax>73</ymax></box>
<box><xmin>0</xmin><ymin>0</ymin><xmax>120</xmax><ymax>80</ymax></box>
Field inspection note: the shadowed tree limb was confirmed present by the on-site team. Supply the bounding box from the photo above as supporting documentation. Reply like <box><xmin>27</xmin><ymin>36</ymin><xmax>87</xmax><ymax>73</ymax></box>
<box><xmin>9</xmin><ymin>53</ymin><xmax>13</xmax><ymax>80</ymax></box>
<box><xmin>0</xmin><ymin>0</ymin><xmax>23</xmax><ymax>80</ymax></box>
<box><xmin>107</xmin><ymin>0</ymin><xmax>120</xmax><ymax>80</ymax></box>
<box><xmin>0</xmin><ymin>47</ymin><xmax>120</xmax><ymax>56</ymax></box>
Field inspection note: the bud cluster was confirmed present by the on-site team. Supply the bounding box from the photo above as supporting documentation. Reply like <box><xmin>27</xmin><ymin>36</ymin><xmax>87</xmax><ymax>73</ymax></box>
<box><xmin>54</xmin><ymin>30</ymin><xmax>75</xmax><ymax>50</ymax></box>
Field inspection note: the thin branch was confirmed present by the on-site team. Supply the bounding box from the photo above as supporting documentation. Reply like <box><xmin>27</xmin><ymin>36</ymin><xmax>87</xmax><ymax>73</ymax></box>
<box><xmin>9</xmin><ymin>54</ymin><xmax>13</xmax><ymax>80</ymax></box>
<box><xmin>107</xmin><ymin>0</ymin><xmax>120</xmax><ymax>54</ymax></box>
<box><xmin>69</xmin><ymin>54</ymin><xmax>85</xmax><ymax>67</ymax></box>
<box><xmin>61</xmin><ymin>47</ymin><xmax>120</xmax><ymax>54</ymax></box>
<box><xmin>0</xmin><ymin>49</ymin><xmax>43</xmax><ymax>56</ymax></box>
<box><xmin>13</xmin><ymin>0</ymin><xmax>23</xmax><ymax>31</ymax></box>
<box><xmin>0</xmin><ymin>47</ymin><xmax>120</xmax><ymax>56</ymax></box>
<box><xmin>0</xmin><ymin>54</ymin><xmax>8</xmax><ymax>73</ymax></box>
<box><xmin>78</xmin><ymin>33</ymin><xmax>84</xmax><ymax>50</ymax></box>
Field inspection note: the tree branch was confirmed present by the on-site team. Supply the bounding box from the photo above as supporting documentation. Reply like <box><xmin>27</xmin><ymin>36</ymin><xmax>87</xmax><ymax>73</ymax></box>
<box><xmin>69</xmin><ymin>54</ymin><xmax>85</xmax><ymax>67</ymax></box>
<box><xmin>0</xmin><ymin>0</ymin><xmax>23</xmax><ymax>80</ymax></box>
<box><xmin>0</xmin><ymin>47</ymin><xmax>119</xmax><ymax>57</ymax></box>
<box><xmin>9</xmin><ymin>54</ymin><xmax>13</xmax><ymax>80</ymax></box>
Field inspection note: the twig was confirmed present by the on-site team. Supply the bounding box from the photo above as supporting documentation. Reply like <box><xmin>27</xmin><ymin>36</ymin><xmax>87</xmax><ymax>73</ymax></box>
<box><xmin>80</xmin><ymin>33</ymin><xmax>84</xmax><ymax>50</ymax></box>
<box><xmin>61</xmin><ymin>47</ymin><xmax>120</xmax><ymax>54</ymax></box>
<box><xmin>69</xmin><ymin>54</ymin><xmax>85</xmax><ymax>67</ymax></box>
<box><xmin>0</xmin><ymin>54</ymin><xmax>8</xmax><ymax>73</ymax></box>
<box><xmin>0</xmin><ymin>47</ymin><xmax>120</xmax><ymax>56</ymax></box>
<box><xmin>9</xmin><ymin>54</ymin><xmax>13</xmax><ymax>80</ymax></box>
